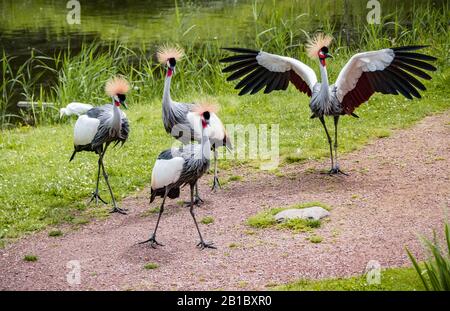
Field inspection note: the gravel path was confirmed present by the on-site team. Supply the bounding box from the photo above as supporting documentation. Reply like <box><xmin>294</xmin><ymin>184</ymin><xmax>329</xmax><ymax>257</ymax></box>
<box><xmin>1</xmin><ymin>111</ymin><xmax>449</xmax><ymax>291</ymax></box>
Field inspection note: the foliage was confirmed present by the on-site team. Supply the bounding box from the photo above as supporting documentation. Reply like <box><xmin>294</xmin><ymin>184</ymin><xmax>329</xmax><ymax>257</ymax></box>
<box><xmin>407</xmin><ymin>223</ymin><xmax>450</xmax><ymax>291</ymax></box>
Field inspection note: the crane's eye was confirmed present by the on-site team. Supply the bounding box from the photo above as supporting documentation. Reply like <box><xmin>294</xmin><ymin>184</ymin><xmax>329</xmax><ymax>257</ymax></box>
<box><xmin>168</xmin><ymin>58</ymin><xmax>176</xmax><ymax>67</ymax></box>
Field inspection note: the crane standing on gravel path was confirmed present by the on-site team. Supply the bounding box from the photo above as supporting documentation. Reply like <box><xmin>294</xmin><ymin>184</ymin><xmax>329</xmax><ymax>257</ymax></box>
<box><xmin>157</xmin><ymin>46</ymin><xmax>232</xmax><ymax>199</ymax></box>
<box><xmin>140</xmin><ymin>105</ymin><xmax>216</xmax><ymax>249</ymax></box>
<box><xmin>221</xmin><ymin>33</ymin><xmax>437</xmax><ymax>175</ymax></box>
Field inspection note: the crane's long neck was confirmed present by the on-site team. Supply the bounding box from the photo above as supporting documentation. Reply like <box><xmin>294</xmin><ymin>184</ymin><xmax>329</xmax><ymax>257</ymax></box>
<box><xmin>111</xmin><ymin>98</ymin><xmax>122</xmax><ymax>134</ymax></box>
<box><xmin>200</xmin><ymin>126</ymin><xmax>211</xmax><ymax>162</ymax></box>
<box><xmin>162</xmin><ymin>69</ymin><xmax>173</xmax><ymax>113</ymax></box>
<box><xmin>319</xmin><ymin>62</ymin><xmax>330</xmax><ymax>100</ymax></box>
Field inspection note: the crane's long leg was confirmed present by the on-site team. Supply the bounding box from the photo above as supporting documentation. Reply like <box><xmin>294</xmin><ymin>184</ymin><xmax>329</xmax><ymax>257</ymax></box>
<box><xmin>88</xmin><ymin>153</ymin><xmax>108</xmax><ymax>205</ymax></box>
<box><xmin>139</xmin><ymin>188</ymin><xmax>167</xmax><ymax>248</ymax></box>
<box><xmin>189</xmin><ymin>183</ymin><xmax>215</xmax><ymax>250</ymax></box>
<box><xmin>319</xmin><ymin>116</ymin><xmax>334</xmax><ymax>173</ymax></box>
<box><xmin>211</xmin><ymin>148</ymin><xmax>221</xmax><ymax>192</ymax></box>
<box><xmin>333</xmin><ymin>116</ymin><xmax>348</xmax><ymax>176</ymax></box>
<box><xmin>184</xmin><ymin>182</ymin><xmax>203</xmax><ymax>206</ymax></box>
<box><xmin>100</xmin><ymin>147</ymin><xmax>127</xmax><ymax>215</ymax></box>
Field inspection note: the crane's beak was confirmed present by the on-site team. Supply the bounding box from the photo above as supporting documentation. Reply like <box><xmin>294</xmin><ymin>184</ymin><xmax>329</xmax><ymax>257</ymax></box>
<box><xmin>325</xmin><ymin>53</ymin><xmax>333</xmax><ymax>59</ymax></box>
<box><xmin>121</xmin><ymin>101</ymin><xmax>128</xmax><ymax>110</ymax></box>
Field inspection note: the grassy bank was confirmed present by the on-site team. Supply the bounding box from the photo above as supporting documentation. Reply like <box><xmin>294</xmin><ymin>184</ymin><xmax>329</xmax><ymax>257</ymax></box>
<box><xmin>275</xmin><ymin>266</ymin><xmax>425</xmax><ymax>291</ymax></box>
<box><xmin>0</xmin><ymin>3</ymin><xmax>449</xmax><ymax>245</ymax></box>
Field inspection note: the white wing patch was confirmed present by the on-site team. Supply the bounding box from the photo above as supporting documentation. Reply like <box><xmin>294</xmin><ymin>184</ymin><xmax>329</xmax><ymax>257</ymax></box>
<box><xmin>60</xmin><ymin>102</ymin><xmax>93</xmax><ymax>117</ymax></box>
<box><xmin>73</xmin><ymin>115</ymin><xmax>100</xmax><ymax>146</ymax></box>
<box><xmin>335</xmin><ymin>49</ymin><xmax>395</xmax><ymax>102</ymax></box>
<box><xmin>151</xmin><ymin>157</ymin><xmax>184</xmax><ymax>189</ymax></box>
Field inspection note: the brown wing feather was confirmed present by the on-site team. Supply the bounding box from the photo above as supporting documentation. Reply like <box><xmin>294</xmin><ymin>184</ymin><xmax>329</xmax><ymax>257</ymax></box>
<box><xmin>340</xmin><ymin>47</ymin><xmax>436</xmax><ymax>114</ymax></box>
<box><xmin>289</xmin><ymin>70</ymin><xmax>312</xmax><ymax>97</ymax></box>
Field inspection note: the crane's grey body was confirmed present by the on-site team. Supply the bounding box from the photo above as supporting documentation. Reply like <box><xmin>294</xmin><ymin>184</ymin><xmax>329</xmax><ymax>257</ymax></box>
<box><xmin>310</xmin><ymin>84</ymin><xmax>342</xmax><ymax>117</ymax></box>
<box><xmin>72</xmin><ymin>104</ymin><xmax>129</xmax><ymax>156</ymax></box>
<box><xmin>162</xmin><ymin>99</ymin><xmax>193</xmax><ymax>143</ymax></box>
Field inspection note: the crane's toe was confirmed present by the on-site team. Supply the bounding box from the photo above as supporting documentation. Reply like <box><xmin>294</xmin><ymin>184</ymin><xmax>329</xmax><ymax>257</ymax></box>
<box><xmin>88</xmin><ymin>191</ymin><xmax>108</xmax><ymax>205</ymax></box>
<box><xmin>110</xmin><ymin>206</ymin><xmax>128</xmax><ymax>215</ymax></box>
<box><xmin>328</xmin><ymin>165</ymin><xmax>349</xmax><ymax>176</ymax></box>
<box><xmin>197</xmin><ymin>241</ymin><xmax>216</xmax><ymax>250</ymax></box>
<box><xmin>211</xmin><ymin>176</ymin><xmax>221</xmax><ymax>192</ymax></box>
<box><xmin>184</xmin><ymin>196</ymin><xmax>204</xmax><ymax>207</ymax></box>
<box><xmin>139</xmin><ymin>235</ymin><xmax>164</xmax><ymax>248</ymax></box>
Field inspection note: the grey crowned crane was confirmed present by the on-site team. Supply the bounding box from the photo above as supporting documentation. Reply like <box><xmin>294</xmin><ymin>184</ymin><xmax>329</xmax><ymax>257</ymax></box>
<box><xmin>140</xmin><ymin>105</ymin><xmax>216</xmax><ymax>249</ymax></box>
<box><xmin>69</xmin><ymin>77</ymin><xmax>130</xmax><ymax>214</ymax></box>
<box><xmin>156</xmin><ymin>46</ymin><xmax>232</xmax><ymax>197</ymax></box>
<box><xmin>221</xmin><ymin>33</ymin><xmax>437</xmax><ymax>174</ymax></box>
<box><xmin>60</xmin><ymin>102</ymin><xmax>93</xmax><ymax>118</ymax></box>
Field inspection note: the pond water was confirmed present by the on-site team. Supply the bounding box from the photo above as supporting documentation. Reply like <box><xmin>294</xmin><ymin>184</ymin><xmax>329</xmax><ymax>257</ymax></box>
<box><xmin>1</xmin><ymin>0</ymin><xmax>445</xmax><ymax>56</ymax></box>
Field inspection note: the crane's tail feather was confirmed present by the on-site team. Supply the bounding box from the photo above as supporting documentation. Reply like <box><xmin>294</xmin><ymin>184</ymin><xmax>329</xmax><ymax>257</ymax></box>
<box><xmin>150</xmin><ymin>187</ymin><xmax>180</xmax><ymax>203</ymax></box>
<box><xmin>69</xmin><ymin>150</ymin><xmax>77</xmax><ymax>162</ymax></box>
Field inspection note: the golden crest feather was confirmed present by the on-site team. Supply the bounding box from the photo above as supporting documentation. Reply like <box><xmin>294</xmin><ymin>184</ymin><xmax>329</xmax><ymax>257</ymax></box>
<box><xmin>192</xmin><ymin>99</ymin><xmax>219</xmax><ymax>115</ymax></box>
<box><xmin>305</xmin><ymin>33</ymin><xmax>333</xmax><ymax>59</ymax></box>
<box><xmin>156</xmin><ymin>45</ymin><xmax>184</xmax><ymax>64</ymax></box>
<box><xmin>105</xmin><ymin>76</ymin><xmax>130</xmax><ymax>96</ymax></box>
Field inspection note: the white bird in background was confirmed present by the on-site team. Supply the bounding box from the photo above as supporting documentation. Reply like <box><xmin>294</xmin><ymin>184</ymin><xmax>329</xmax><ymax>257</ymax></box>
<box><xmin>156</xmin><ymin>46</ymin><xmax>232</xmax><ymax>202</ymax></box>
<box><xmin>60</xmin><ymin>102</ymin><xmax>93</xmax><ymax>118</ymax></box>
<box><xmin>221</xmin><ymin>33</ymin><xmax>436</xmax><ymax>175</ymax></box>
<box><xmin>140</xmin><ymin>105</ymin><xmax>216</xmax><ymax>249</ymax></box>
<box><xmin>69</xmin><ymin>77</ymin><xmax>131</xmax><ymax>214</ymax></box>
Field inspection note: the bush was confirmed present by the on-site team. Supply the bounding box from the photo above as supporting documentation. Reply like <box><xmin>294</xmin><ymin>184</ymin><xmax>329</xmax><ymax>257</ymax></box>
<box><xmin>407</xmin><ymin>223</ymin><xmax>450</xmax><ymax>291</ymax></box>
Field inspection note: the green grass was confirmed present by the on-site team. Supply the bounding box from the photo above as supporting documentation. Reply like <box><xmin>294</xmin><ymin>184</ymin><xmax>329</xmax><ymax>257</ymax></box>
<box><xmin>309</xmin><ymin>235</ymin><xmax>323</xmax><ymax>243</ymax></box>
<box><xmin>0</xmin><ymin>3</ymin><xmax>449</xmax><ymax>245</ymax></box>
<box><xmin>275</xmin><ymin>267</ymin><xmax>425</xmax><ymax>291</ymax></box>
<box><xmin>143</xmin><ymin>262</ymin><xmax>159</xmax><ymax>270</ymax></box>
<box><xmin>407</xmin><ymin>222</ymin><xmax>450</xmax><ymax>291</ymax></box>
<box><xmin>23</xmin><ymin>255</ymin><xmax>38</xmax><ymax>262</ymax></box>
<box><xmin>48</xmin><ymin>230</ymin><xmax>63</xmax><ymax>237</ymax></box>
<box><xmin>200</xmin><ymin>216</ymin><xmax>215</xmax><ymax>225</ymax></box>
<box><xmin>247</xmin><ymin>202</ymin><xmax>330</xmax><ymax>232</ymax></box>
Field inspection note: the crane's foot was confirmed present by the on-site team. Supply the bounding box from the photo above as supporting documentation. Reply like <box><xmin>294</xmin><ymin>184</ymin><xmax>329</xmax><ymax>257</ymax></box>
<box><xmin>88</xmin><ymin>191</ymin><xmax>108</xmax><ymax>205</ymax></box>
<box><xmin>197</xmin><ymin>240</ymin><xmax>216</xmax><ymax>250</ymax></box>
<box><xmin>139</xmin><ymin>234</ymin><xmax>164</xmax><ymax>248</ymax></box>
<box><xmin>328</xmin><ymin>165</ymin><xmax>349</xmax><ymax>176</ymax></box>
<box><xmin>109</xmin><ymin>206</ymin><xmax>128</xmax><ymax>215</ymax></box>
<box><xmin>184</xmin><ymin>195</ymin><xmax>204</xmax><ymax>207</ymax></box>
<box><xmin>211</xmin><ymin>176</ymin><xmax>221</xmax><ymax>192</ymax></box>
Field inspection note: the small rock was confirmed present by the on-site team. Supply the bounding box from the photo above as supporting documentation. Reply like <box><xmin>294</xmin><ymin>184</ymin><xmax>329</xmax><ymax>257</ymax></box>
<box><xmin>275</xmin><ymin>207</ymin><xmax>330</xmax><ymax>222</ymax></box>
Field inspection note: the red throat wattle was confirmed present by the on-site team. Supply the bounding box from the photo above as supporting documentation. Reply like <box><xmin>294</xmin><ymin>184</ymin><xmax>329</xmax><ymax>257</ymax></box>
<box><xmin>201</xmin><ymin>119</ymin><xmax>207</xmax><ymax>128</ymax></box>
<box><xmin>320</xmin><ymin>58</ymin><xmax>326</xmax><ymax>67</ymax></box>
<box><xmin>114</xmin><ymin>101</ymin><xmax>120</xmax><ymax>107</ymax></box>
<box><xmin>167</xmin><ymin>68</ymin><xmax>173</xmax><ymax>77</ymax></box>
